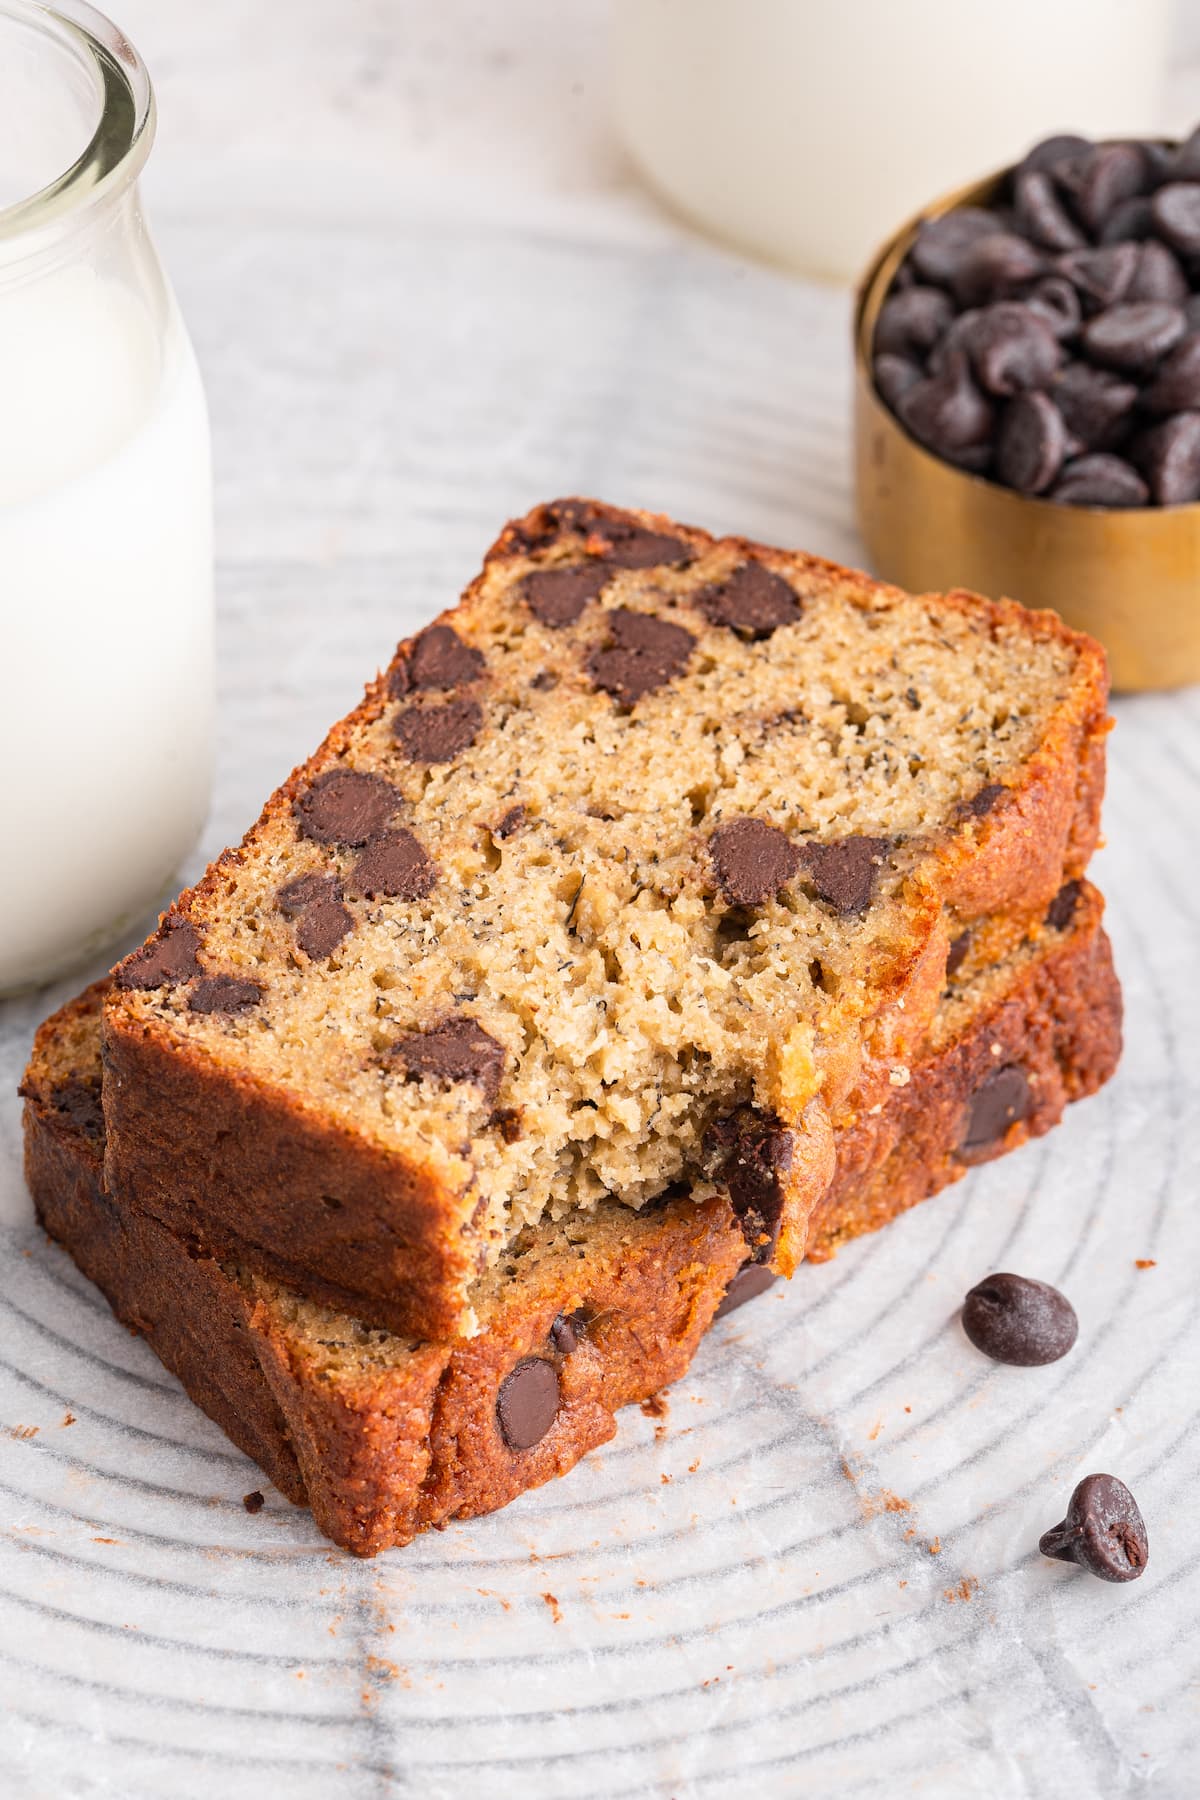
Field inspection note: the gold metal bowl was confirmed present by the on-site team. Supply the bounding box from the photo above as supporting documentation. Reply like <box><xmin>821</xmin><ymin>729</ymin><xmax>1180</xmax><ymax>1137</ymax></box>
<box><xmin>854</xmin><ymin>166</ymin><xmax>1200</xmax><ymax>691</ymax></box>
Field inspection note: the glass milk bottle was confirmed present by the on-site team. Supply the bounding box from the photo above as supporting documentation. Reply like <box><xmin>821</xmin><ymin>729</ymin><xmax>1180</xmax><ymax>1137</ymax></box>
<box><xmin>0</xmin><ymin>0</ymin><xmax>213</xmax><ymax>994</ymax></box>
<box><xmin>613</xmin><ymin>0</ymin><xmax>1173</xmax><ymax>281</ymax></box>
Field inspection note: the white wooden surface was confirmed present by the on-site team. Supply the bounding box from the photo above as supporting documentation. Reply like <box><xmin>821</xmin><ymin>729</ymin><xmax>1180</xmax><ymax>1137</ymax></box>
<box><xmin>1</xmin><ymin>5</ymin><xmax>1200</xmax><ymax>1795</ymax></box>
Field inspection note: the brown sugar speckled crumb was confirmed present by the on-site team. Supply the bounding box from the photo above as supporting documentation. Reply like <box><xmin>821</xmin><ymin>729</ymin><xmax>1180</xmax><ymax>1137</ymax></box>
<box><xmin>24</xmin><ymin>881</ymin><xmax>1119</xmax><ymax>1556</ymax></box>
<box><xmin>100</xmin><ymin>498</ymin><xmax>1110</xmax><ymax>1338</ymax></box>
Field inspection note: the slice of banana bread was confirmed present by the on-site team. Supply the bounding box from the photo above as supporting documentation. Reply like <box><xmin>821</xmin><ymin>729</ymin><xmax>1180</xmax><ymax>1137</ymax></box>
<box><xmin>102</xmin><ymin>498</ymin><xmax>1110</xmax><ymax>1338</ymax></box>
<box><xmin>25</xmin><ymin>883</ymin><xmax>1120</xmax><ymax>1555</ymax></box>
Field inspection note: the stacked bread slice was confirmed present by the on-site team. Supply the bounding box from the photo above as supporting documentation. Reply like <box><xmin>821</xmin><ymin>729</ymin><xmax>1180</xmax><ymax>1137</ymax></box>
<box><xmin>21</xmin><ymin>501</ymin><xmax>1121</xmax><ymax>1555</ymax></box>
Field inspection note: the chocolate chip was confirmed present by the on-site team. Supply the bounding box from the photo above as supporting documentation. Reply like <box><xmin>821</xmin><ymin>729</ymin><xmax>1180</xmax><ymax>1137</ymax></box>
<box><xmin>908</xmin><ymin>208</ymin><xmax>1003</xmax><ymax>287</ymax></box>
<box><xmin>946</xmin><ymin>930</ymin><xmax>972</xmax><ymax>979</ymax></box>
<box><xmin>189</xmin><ymin>976</ymin><xmax>263</xmax><ymax>1015</ymax></box>
<box><xmin>600</xmin><ymin>520</ymin><xmax>693</xmax><ymax>569</ymax></box>
<box><xmin>961</xmin><ymin>1272</ymin><xmax>1078</xmax><ymax>1365</ymax></box>
<box><xmin>874</xmin><ymin>353</ymin><xmax>924</xmax><ymax>409</ymax></box>
<box><xmin>798</xmin><ymin>836</ymin><xmax>890</xmax><ymax>915</ymax></box>
<box><xmin>115</xmin><ymin>917</ymin><xmax>202</xmax><ymax>990</ymax></box>
<box><xmin>1132</xmin><ymin>412</ymin><xmax>1200</xmax><ymax>506</ymax></box>
<box><xmin>392</xmin><ymin>696</ymin><xmax>483</xmax><ymax>763</ymax></box>
<box><xmin>295</xmin><ymin>769</ymin><xmax>400</xmax><ymax>847</ymax></box>
<box><xmin>496</xmin><ymin>1358</ymin><xmax>560</xmax><ymax>1450</ymax></box>
<box><xmin>961</xmin><ymin>782</ymin><xmax>1006</xmax><ymax>818</ymax></box>
<box><xmin>494</xmin><ymin>1106</ymin><xmax>523</xmax><ymax>1144</ymax></box>
<box><xmin>1057</xmin><ymin>244</ymin><xmax>1140</xmax><ymax>312</ymax></box>
<box><xmin>995</xmin><ymin>391</ymin><xmax>1067</xmax><ymax>494</ymax></box>
<box><xmin>549</xmin><ymin>1311</ymin><xmax>586</xmax><ymax>1354</ymax></box>
<box><xmin>1082</xmin><ymin>302</ymin><xmax>1187</xmax><ymax>373</ymax></box>
<box><xmin>1045</xmin><ymin>880</ymin><xmax>1082</xmax><ymax>931</ymax></box>
<box><xmin>1039</xmin><ymin>1473</ymin><xmax>1148</xmax><ymax>1582</ymax></box>
<box><xmin>295</xmin><ymin>899</ymin><xmax>353</xmax><ymax>959</ymax></box>
<box><xmin>393</xmin><ymin>1017</ymin><xmax>505</xmax><ymax>1100</ymax></box>
<box><xmin>351</xmin><ymin>829</ymin><xmax>437</xmax><ymax>901</ymax></box>
<box><xmin>242</xmin><ymin>1490</ymin><xmax>265</xmax><ymax>1514</ymax></box>
<box><xmin>1151</xmin><ymin>182</ymin><xmax>1200</xmax><ymax>256</ymax></box>
<box><xmin>1171</xmin><ymin>126</ymin><xmax>1200</xmax><ymax>183</ymax></box>
<box><xmin>694</xmin><ymin>562</ymin><xmax>803</xmax><ymax>638</ymax></box>
<box><xmin>961</xmin><ymin>1065</ymin><xmax>1032</xmax><ymax>1155</ymax></box>
<box><xmin>586</xmin><ymin>608</ymin><xmax>695</xmax><ymax>704</ymax></box>
<box><xmin>49</xmin><ymin>1076</ymin><xmax>104</xmax><ymax>1144</ymax></box>
<box><xmin>1061</xmin><ymin>143</ymin><xmax>1152</xmax><ymax>238</ymax></box>
<box><xmin>522</xmin><ymin>562</ymin><xmax>612</xmax><ymax>628</ymax></box>
<box><xmin>276</xmin><ymin>873</ymin><xmax>341</xmax><ymax>916</ymax></box>
<box><xmin>959</xmin><ymin>303</ymin><xmax>1061</xmax><ymax>397</ymax></box>
<box><xmin>1015</xmin><ymin>134</ymin><xmax>1092</xmax><ymax>181</ymax></box>
<box><xmin>1142</xmin><ymin>334</ymin><xmax>1200</xmax><ymax>412</ymax></box>
<box><xmin>1098</xmin><ymin>195</ymin><xmax>1156</xmax><ymax>244</ymax></box>
<box><xmin>390</xmin><ymin>624</ymin><xmax>485</xmax><ymax>695</ymax></box>
<box><xmin>1026</xmin><ymin>276</ymin><xmax>1082</xmax><ymax>341</ymax></box>
<box><xmin>1128</xmin><ymin>239</ymin><xmax>1189</xmax><ymax>306</ymax></box>
<box><xmin>494</xmin><ymin>804</ymin><xmax>526</xmax><ymax>839</ymax></box>
<box><xmin>709</xmin><ymin>817</ymin><xmax>801</xmax><ymax>906</ymax></box>
<box><xmin>1050</xmin><ymin>453</ymin><xmax>1149</xmax><ymax>508</ymax></box>
<box><xmin>1052</xmin><ymin>362</ymin><xmax>1139</xmax><ymax>450</ymax></box>
<box><xmin>950</xmin><ymin>233</ymin><xmax>1045</xmax><ymax>309</ymax></box>
<box><xmin>707</xmin><ymin>1109</ymin><xmax>793</xmax><ymax>1264</ymax></box>
<box><xmin>874</xmin><ymin>286</ymin><xmax>956</xmax><ymax>359</ymax></box>
<box><xmin>1014</xmin><ymin>170</ymin><xmax>1087</xmax><ymax>253</ymax></box>
<box><xmin>713</xmin><ymin>1263</ymin><xmax>779</xmax><ymax>1320</ymax></box>
<box><xmin>897</xmin><ymin>350</ymin><xmax>994</xmax><ymax>468</ymax></box>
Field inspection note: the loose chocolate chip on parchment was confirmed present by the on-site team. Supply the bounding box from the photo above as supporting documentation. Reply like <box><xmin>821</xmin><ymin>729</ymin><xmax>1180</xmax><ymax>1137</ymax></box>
<box><xmin>296</xmin><ymin>899</ymin><xmax>353</xmax><ymax>959</ymax></box>
<box><xmin>496</xmin><ymin>1358</ymin><xmax>560</xmax><ymax>1451</ymax></box>
<box><xmin>694</xmin><ymin>561</ymin><xmax>803</xmax><ymax>638</ymax></box>
<box><xmin>995</xmin><ymin>390</ymin><xmax>1067</xmax><ymax>494</ymax></box>
<box><xmin>1082</xmin><ymin>301</ymin><xmax>1187</xmax><ymax>373</ymax></box>
<box><xmin>709</xmin><ymin>817</ymin><xmax>801</xmax><ymax>907</ymax></box>
<box><xmin>713</xmin><ymin>1263</ymin><xmax>779</xmax><ymax>1321</ymax></box>
<box><xmin>390</xmin><ymin>623</ymin><xmax>485</xmax><ymax>695</ymax></box>
<box><xmin>392</xmin><ymin>696</ymin><xmax>483</xmax><ymax>763</ymax></box>
<box><xmin>189</xmin><ymin>975</ymin><xmax>263</xmax><ymax>1015</ymax></box>
<box><xmin>586</xmin><ymin>608</ymin><xmax>695</xmax><ymax>704</ymax></box>
<box><xmin>1045</xmin><ymin>879</ymin><xmax>1082</xmax><ymax>931</ymax></box>
<box><xmin>115</xmin><ymin>917</ymin><xmax>203</xmax><ymax>990</ymax></box>
<box><xmin>493</xmin><ymin>804</ymin><xmax>527</xmax><ymax>839</ymax></box>
<box><xmin>1132</xmin><ymin>412</ymin><xmax>1200</xmax><ymax>506</ymax></box>
<box><xmin>873</xmin><ymin>286</ymin><xmax>956</xmax><ymax>359</ymax></box>
<box><xmin>295</xmin><ymin>769</ymin><xmax>400</xmax><ymax>847</ymax></box>
<box><xmin>351</xmin><ymin>828</ymin><xmax>437</xmax><ymax>901</ymax></box>
<box><xmin>1050</xmin><ymin>453</ymin><xmax>1149</xmax><ymax>508</ymax></box>
<box><xmin>960</xmin><ymin>1065</ymin><xmax>1032</xmax><ymax>1155</ymax></box>
<box><xmin>798</xmin><ymin>836</ymin><xmax>890</xmax><ymax>916</ymax></box>
<box><xmin>962</xmin><ymin>1272</ymin><xmax>1078</xmax><ymax>1365</ymax></box>
<box><xmin>946</xmin><ymin>930</ymin><xmax>972</xmax><ymax>979</ymax></box>
<box><xmin>276</xmin><ymin>873</ymin><xmax>342</xmax><ymax>916</ymax></box>
<box><xmin>393</xmin><ymin>1016</ymin><xmax>505</xmax><ymax>1100</ymax></box>
<box><xmin>522</xmin><ymin>562</ymin><xmax>613</xmax><ymax>628</ymax></box>
<box><xmin>1039</xmin><ymin>1473</ymin><xmax>1148</xmax><ymax>1582</ymax></box>
<box><xmin>707</xmin><ymin>1109</ymin><xmax>794</xmax><ymax>1264</ymax></box>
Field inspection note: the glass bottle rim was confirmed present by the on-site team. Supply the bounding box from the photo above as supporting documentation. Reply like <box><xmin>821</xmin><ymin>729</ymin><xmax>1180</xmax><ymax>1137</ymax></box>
<box><xmin>0</xmin><ymin>0</ymin><xmax>154</xmax><ymax>251</ymax></box>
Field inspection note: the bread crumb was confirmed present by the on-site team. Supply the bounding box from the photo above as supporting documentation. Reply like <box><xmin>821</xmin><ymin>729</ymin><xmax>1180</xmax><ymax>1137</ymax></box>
<box><xmin>542</xmin><ymin>1592</ymin><xmax>562</xmax><ymax>1624</ymax></box>
<box><xmin>242</xmin><ymin>1490</ymin><xmax>265</xmax><ymax>1514</ymax></box>
<box><xmin>1135</xmin><ymin>1259</ymin><xmax>1157</xmax><ymax>1270</ymax></box>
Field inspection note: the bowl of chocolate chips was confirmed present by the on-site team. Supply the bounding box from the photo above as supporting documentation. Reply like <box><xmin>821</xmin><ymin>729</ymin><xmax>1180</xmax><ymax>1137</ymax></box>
<box><xmin>855</xmin><ymin>129</ymin><xmax>1200</xmax><ymax>689</ymax></box>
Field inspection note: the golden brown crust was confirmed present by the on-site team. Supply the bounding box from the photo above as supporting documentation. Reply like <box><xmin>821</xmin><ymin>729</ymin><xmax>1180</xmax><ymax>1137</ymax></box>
<box><xmin>24</xmin><ymin>889</ymin><xmax>1120</xmax><ymax>1556</ymax></box>
<box><xmin>101</xmin><ymin>498</ymin><xmax>1111</xmax><ymax>1340</ymax></box>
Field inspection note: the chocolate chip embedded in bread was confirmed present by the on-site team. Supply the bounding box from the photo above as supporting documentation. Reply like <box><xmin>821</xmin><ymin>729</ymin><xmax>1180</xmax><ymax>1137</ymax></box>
<box><xmin>713</xmin><ymin>1263</ymin><xmax>779</xmax><ymax>1320</ymax></box>
<box><xmin>706</xmin><ymin>1109</ymin><xmax>794</xmax><ymax>1264</ymax></box>
<box><xmin>946</xmin><ymin>930</ymin><xmax>972</xmax><ymax>979</ymax></box>
<box><xmin>1045</xmin><ymin>880</ymin><xmax>1082</xmax><ymax>931</ymax></box>
<box><xmin>960</xmin><ymin>1064</ymin><xmax>1032</xmax><ymax>1156</ymax></box>
<box><xmin>694</xmin><ymin>562</ymin><xmax>803</xmax><ymax>638</ymax></box>
<box><xmin>276</xmin><ymin>873</ymin><xmax>342</xmax><ymax>916</ymax></box>
<box><xmin>49</xmin><ymin>1077</ymin><xmax>104</xmax><ymax>1144</ymax></box>
<box><xmin>351</xmin><ymin>829</ymin><xmax>437</xmax><ymax>901</ymax></box>
<box><xmin>392</xmin><ymin>696</ymin><xmax>483</xmax><ymax>764</ymax></box>
<box><xmin>549</xmin><ymin>1310</ymin><xmax>586</xmax><ymax>1354</ymax></box>
<box><xmin>390</xmin><ymin>624</ymin><xmax>485</xmax><ymax>696</ymax></box>
<box><xmin>393</xmin><ymin>1017</ymin><xmax>505</xmax><ymax>1100</ymax></box>
<box><xmin>115</xmin><ymin>917</ymin><xmax>203</xmax><ymax>990</ymax></box>
<box><xmin>797</xmin><ymin>836</ymin><xmax>890</xmax><ymax>916</ymax></box>
<box><xmin>493</xmin><ymin>804</ymin><xmax>527</xmax><ymax>839</ymax></box>
<box><xmin>586</xmin><ymin>608</ymin><xmax>696</xmax><ymax>704</ymax></box>
<box><xmin>295</xmin><ymin>769</ymin><xmax>400</xmax><ymax>847</ymax></box>
<box><xmin>189</xmin><ymin>976</ymin><xmax>263</xmax><ymax>1015</ymax></box>
<box><xmin>522</xmin><ymin>563</ymin><xmax>612</xmax><ymax>628</ymax></box>
<box><xmin>600</xmin><ymin>519</ymin><xmax>694</xmax><ymax>570</ymax></box>
<box><xmin>296</xmin><ymin>899</ymin><xmax>353</xmax><ymax>959</ymax></box>
<box><xmin>961</xmin><ymin>782</ymin><xmax>1006</xmax><ymax>819</ymax></box>
<box><xmin>709</xmin><ymin>817</ymin><xmax>801</xmax><ymax>906</ymax></box>
<box><xmin>496</xmin><ymin>1357</ymin><xmax>560</xmax><ymax>1450</ymax></box>
<box><xmin>509</xmin><ymin>499</ymin><xmax>692</xmax><ymax>569</ymax></box>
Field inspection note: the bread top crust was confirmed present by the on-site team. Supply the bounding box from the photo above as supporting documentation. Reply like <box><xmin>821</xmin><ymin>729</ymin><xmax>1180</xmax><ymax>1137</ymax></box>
<box><xmin>101</xmin><ymin>498</ymin><xmax>1110</xmax><ymax>1284</ymax></box>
